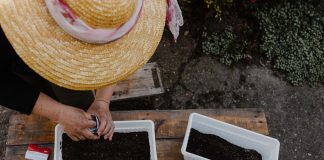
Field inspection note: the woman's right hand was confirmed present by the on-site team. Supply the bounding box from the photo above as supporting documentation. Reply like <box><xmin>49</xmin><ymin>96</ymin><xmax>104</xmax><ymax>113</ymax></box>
<box><xmin>58</xmin><ymin>105</ymin><xmax>100</xmax><ymax>141</ymax></box>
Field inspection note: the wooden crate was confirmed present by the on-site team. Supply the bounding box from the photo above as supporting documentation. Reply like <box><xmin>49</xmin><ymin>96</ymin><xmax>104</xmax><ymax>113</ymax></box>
<box><xmin>5</xmin><ymin>108</ymin><xmax>268</xmax><ymax>160</ymax></box>
<box><xmin>111</xmin><ymin>62</ymin><xmax>164</xmax><ymax>101</ymax></box>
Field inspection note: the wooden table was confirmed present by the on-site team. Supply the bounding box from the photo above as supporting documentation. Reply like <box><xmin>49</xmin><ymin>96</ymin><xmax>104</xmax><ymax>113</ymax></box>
<box><xmin>5</xmin><ymin>109</ymin><xmax>268</xmax><ymax>160</ymax></box>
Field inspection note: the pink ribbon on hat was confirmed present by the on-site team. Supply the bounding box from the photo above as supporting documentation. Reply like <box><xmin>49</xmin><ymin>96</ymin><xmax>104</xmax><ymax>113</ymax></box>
<box><xmin>46</xmin><ymin>0</ymin><xmax>183</xmax><ymax>44</ymax></box>
<box><xmin>167</xmin><ymin>0</ymin><xmax>184</xmax><ymax>42</ymax></box>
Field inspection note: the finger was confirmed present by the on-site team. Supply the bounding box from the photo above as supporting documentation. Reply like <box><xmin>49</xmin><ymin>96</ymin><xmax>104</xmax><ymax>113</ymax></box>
<box><xmin>84</xmin><ymin>113</ymin><xmax>94</xmax><ymax>120</ymax></box>
<box><xmin>82</xmin><ymin>113</ymin><xmax>97</xmax><ymax>128</ymax></box>
<box><xmin>78</xmin><ymin>135</ymin><xmax>86</xmax><ymax>141</ymax></box>
<box><xmin>70</xmin><ymin>135</ymin><xmax>79</xmax><ymax>142</ymax></box>
<box><xmin>81</xmin><ymin>118</ymin><xmax>96</xmax><ymax>128</ymax></box>
<box><xmin>109</xmin><ymin>133</ymin><xmax>114</xmax><ymax>141</ymax></box>
<box><xmin>103</xmin><ymin>121</ymin><xmax>114</xmax><ymax>140</ymax></box>
<box><xmin>105</xmin><ymin>122</ymin><xmax>115</xmax><ymax>141</ymax></box>
<box><xmin>109</xmin><ymin>122</ymin><xmax>115</xmax><ymax>140</ymax></box>
<box><xmin>103</xmin><ymin>122</ymin><xmax>111</xmax><ymax>140</ymax></box>
<box><xmin>82</xmin><ymin>129</ymin><xmax>100</xmax><ymax>140</ymax></box>
<box><xmin>97</xmin><ymin>114</ymin><xmax>107</xmax><ymax>136</ymax></box>
<box><xmin>107</xmin><ymin>113</ymin><xmax>114</xmax><ymax>140</ymax></box>
<box><xmin>87</xmin><ymin>119</ymin><xmax>97</xmax><ymax>128</ymax></box>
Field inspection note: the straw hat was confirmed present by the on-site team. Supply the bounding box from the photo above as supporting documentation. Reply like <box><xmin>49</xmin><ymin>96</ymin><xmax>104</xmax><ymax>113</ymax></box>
<box><xmin>0</xmin><ymin>0</ymin><xmax>166</xmax><ymax>90</ymax></box>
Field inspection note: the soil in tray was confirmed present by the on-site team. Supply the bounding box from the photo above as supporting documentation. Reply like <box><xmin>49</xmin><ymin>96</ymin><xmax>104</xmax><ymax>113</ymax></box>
<box><xmin>62</xmin><ymin>132</ymin><xmax>150</xmax><ymax>160</ymax></box>
<box><xmin>187</xmin><ymin>129</ymin><xmax>262</xmax><ymax>160</ymax></box>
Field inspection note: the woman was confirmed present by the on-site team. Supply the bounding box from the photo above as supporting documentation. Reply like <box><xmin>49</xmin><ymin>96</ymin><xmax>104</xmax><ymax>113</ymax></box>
<box><xmin>0</xmin><ymin>0</ymin><xmax>182</xmax><ymax>141</ymax></box>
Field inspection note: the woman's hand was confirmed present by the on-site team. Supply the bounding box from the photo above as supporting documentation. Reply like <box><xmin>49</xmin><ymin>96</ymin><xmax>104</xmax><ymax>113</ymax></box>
<box><xmin>32</xmin><ymin>92</ymin><xmax>99</xmax><ymax>141</ymax></box>
<box><xmin>58</xmin><ymin>105</ymin><xmax>100</xmax><ymax>141</ymax></box>
<box><xmin>87</xmin><ymin>100</ymin><xmax>114</xmax><ymax>140</ymax></box>
<box><xmin>87</xmin><ymin>84</ymin><xmax>116</xmax><ymax>140</ymax></box>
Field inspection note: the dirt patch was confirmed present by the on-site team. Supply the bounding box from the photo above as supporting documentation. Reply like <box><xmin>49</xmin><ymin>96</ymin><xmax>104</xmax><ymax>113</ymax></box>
<box><xmin>62</xmin><ymin>132</ymin><xmax>150</xmax><ymax>160</ymax></box>
<box><xmin>187</xmin><ymin>129</ymin><xmax>262</xmax><ymax>160</ymax></box>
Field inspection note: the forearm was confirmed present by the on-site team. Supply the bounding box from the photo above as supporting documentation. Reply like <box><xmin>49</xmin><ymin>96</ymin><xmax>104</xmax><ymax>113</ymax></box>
<box><xmin>94</xmin><ymin>84</ymin><xmax>116</xmax><ymax>103</ymax></box>
<box><xmin>32</xmin><ymin>92</ymin><xmax>67</xmax><ymax>122</ymax></box>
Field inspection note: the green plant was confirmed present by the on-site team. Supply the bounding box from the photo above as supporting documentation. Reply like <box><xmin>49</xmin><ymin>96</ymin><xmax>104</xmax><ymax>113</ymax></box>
<box><xmin>202</xmin><ymin>26</ymin><xmax>250</xmax><ymax>66</ymax></box>
<box><xmin>256</xmin><ymin>1</ymin><xmax>324</xmax><ymax>85</ymax></box>
<box><xmin>203</xmin><ymin>0</ymin><xmax>235</xmax><ymax>20</ymax></box>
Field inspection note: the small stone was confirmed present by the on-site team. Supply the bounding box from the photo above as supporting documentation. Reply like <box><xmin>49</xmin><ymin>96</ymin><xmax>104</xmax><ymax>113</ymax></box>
<box><xmin>307</xmin><ymin>153</ymin><xmax>312</xmax><ymax>156</ymax></box>
<box><xmin>184</xmin><ymin>30</ymin><xmax>189</xmax><ymax>36</ymax></box>
<box><xmin>261</xmin><ymin>101</ymin><xmax>266</xmax><ymax>106</ymax></box>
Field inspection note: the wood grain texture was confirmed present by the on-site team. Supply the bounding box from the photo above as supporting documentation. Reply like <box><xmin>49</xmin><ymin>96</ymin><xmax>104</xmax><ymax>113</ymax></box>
<box><xmin>111</xmin><ymin>62</ymin><xmax>164</xmax><ymax>101</ymax></box>
<box><xmin>157</xmin><ymin>139</ymin><xmax>183</xmax><ymax>160</ymax></box>
<box><xmin>5</xmin><ymin>144</ymin><xmax>54</xmax><ymax>160</ymax></box>
<box><xmin>6</xmin><ymin>109</ymin><xmax>268</xmax><ymax>145</ymax></box>
<box><xmin>5</xmin><ymin>139</ymin><xmax>184</xmax><ymax>160</ymax></box>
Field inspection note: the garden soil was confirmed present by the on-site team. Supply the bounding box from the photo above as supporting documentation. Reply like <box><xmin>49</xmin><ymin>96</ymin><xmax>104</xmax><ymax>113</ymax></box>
<box><xmin>187</xmin><ymin>129</ymin><xmax>262</xmax><ymax>160</ymax></box>
<box><xmin>62</xmin><ymin>132</ymin><xmax>150</xmax><ymax>160</ymax></box>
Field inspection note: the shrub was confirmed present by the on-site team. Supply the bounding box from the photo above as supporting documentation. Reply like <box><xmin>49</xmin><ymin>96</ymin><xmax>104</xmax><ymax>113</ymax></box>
<box><xmin>204</xmin><ymin>0</ymin><xmax>257</xmax><ymax>20</ymax></box>
<box><xmin>256</xmin><ymin>1</ymin><xmax>324</xmax><ymax>85</ymax></box>
<box><xmin>203</xmin><ymin>0</ymin><xmax>234</xmax><ymax>20</ymax></box>
<box><xmin>202</xmin><ymin>26</ymin><xmax>251</xmax><ymax>66</ymax></box>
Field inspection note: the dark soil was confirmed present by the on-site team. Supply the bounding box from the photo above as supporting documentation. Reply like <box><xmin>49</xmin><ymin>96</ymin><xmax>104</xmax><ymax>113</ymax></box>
<box><xmin>110</xmin><ymin>97</ymin><xmax>155</xmax><ymax>111</ymax></box>
<box><xmin>187</xmin><ymin>129</ymin><xmax>262</xmax><ymax>160</ymax></box>
<box><xmin>62</xmin><ymin>132</ymin><xmax>150</xmax><ymax>160</ymax></box>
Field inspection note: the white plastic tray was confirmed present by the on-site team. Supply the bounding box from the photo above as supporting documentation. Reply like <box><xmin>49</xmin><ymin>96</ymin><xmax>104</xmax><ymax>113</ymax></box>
<box><xmin>54</xmin><ymin>120</ymin><xmax>157</xmax><ymax>160</ymax></box>
<box><xmin>181</xmin><ymin>113</ymin><xmax>280</xmax><ymax>160</ymax></box>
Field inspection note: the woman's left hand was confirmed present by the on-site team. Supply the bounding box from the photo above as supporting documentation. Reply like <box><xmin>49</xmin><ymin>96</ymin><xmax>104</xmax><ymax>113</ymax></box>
<box><xmin>87</xmin><ymin>100</ymin><xmax>114</xmax><ymax>140</ymax></box>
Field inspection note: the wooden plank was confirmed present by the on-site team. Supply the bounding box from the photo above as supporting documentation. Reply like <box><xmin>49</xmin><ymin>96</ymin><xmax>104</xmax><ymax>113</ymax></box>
<box><xmin>157</xmin><ymin>139</ymin><xmax>183</xmax><ymax>160</ymax></box>
<box><xmin>111</xmin><ymin>62</ymin><xmax>164</xmax><ymax>101</ymax></box>
<box><xmin>6</xmin><ymin>139</ymin><xmax>183</xmax><ymax>160</ymax></box>
<box><xmin>113</xmin><ymin>109</ymin><xmax>268</xmax><ymax>138</ymax></box>
<box><xmin>6</xmin><ymin>109</ymin><xmax>268</xmax><ymax>145</ymax></box>
<box><xmin>7</xmin><ymin>115</ymin><xmax>57</xmax><ymax>146</ymax></box>
<box><xmin>5</xmin><ymin>144</ymin><xmax>54</xmax><ymax>160</ymax></box>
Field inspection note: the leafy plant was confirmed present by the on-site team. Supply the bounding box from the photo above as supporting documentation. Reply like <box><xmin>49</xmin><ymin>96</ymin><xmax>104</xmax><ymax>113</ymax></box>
<box><xmin>203</xmin><ymin>0</ymin><xmax>235</xmax><ymax>20</ymax></box>
<box><xmin>203</xmin><ymin>0</ymin><xmax>257</xmax><ymax>20</ymax></box>
<box><xmin>256</xmin><ymin>1</ymin><xmax>324</xmax><ymax>85</ymax></box>
<box><xmin>202</xmin><ymin>26</ymin><xmax>251</xmax><ymax>66</ymax></box>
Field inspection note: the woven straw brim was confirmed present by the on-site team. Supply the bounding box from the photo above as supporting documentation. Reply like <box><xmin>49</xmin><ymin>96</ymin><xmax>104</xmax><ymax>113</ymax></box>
<box><xmin>0</xmin><ymin>0</ymin><xmax>166</xmax><ymax>90</ymax></box>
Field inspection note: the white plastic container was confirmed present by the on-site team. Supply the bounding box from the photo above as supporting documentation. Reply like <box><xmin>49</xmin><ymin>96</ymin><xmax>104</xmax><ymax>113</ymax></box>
<box><xmin>181</xmin><ymin>113</ymin><xmax>280</xmax><ymax>160</ymax></box>
<box><xmin>54</xmin><ymin>120</ymin><xmax>157</xmax><ymax>160</ymax></box>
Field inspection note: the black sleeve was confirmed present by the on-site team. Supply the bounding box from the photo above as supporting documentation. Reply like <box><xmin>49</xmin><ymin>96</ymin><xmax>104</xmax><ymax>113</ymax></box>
<box><xmin>0</xmin><ymin>26</ymin><xmax>40</xmax><ymax>114</ymax></box>
<box><xmin>0</xmin><ymin>69</ymin><xmax>40</xmax><ymax>114</ymax></box>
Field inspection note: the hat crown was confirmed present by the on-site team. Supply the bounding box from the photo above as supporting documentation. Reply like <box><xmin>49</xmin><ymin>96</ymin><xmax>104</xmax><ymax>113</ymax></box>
<box><xmin>64</xmin><ymin>0</ymin><xmax>137</xmax><ymax>28</ymax></box>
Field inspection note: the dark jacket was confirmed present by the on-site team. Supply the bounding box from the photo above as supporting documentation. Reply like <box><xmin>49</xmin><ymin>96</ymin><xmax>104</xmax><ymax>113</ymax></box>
<box><xmin>0</xmin><ymin>27</ymin><xmax>41</xmax><ymax>114</ymax></box>
<box><xmin>1</xmin><ymin>26</ymin><xmax>94</xmax><ymax>114</ymax></box>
